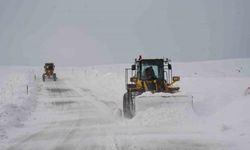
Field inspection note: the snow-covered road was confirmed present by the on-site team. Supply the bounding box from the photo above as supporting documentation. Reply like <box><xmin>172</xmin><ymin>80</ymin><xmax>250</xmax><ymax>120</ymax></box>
<box><xmin>1</xmin><ymin>59</ymin><xmax>250</xmax><ymax>150</ymax></box>
<box><xmin>7</xmin><ymin>78</ymin><xmax>118</xmax><ymax>150</ymax></box>
<box><xmin>5</xmin><ymin>77</ymin><xmax>236</xmax><ymax>150</ymax></box>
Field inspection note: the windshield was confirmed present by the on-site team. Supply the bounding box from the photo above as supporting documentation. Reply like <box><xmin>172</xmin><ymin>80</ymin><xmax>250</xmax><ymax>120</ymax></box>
<box><xmin>139</xmin><ymin>60</ymin><xmax>164</xmax><ymax>80</ymax></box>
<box><xmin>45</xmin><ymin>64</ymin><xmax>54</xmax><ymax>70</ymax></box>
<box><xmin>141</xmin><ymin>65</ymin><xmax>158</xmax><ymax>80</ymax></box>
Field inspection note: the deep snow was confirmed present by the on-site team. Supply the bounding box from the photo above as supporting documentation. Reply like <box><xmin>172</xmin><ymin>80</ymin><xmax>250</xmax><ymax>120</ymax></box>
<box><xmin>0</xmin><ymin>58</ymin><xmax>250</xmax><ymax>150</ymax></box>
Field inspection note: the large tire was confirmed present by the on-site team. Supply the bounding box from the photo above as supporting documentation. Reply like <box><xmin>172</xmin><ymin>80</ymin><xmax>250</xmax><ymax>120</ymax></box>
<box><xmin>123</xmin><ymin>92</ymin><xmax>135</xmax><ymax>118</ymax></box>
<box><xmin>53</xmin><ymin>73</ymin><xmax>57</xmax><ymax>81</ymax></box>
<box><xmin>42</xmin><ymin>74</ymin><xmax>45</xmax><ymax>82</ymax></box>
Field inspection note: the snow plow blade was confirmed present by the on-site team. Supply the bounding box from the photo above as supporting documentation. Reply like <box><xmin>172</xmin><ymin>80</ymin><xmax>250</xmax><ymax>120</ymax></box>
<box><xmin>135</xmin><ymin>92</ymin><xmax>194</xmax><ymax>113</ymax></box>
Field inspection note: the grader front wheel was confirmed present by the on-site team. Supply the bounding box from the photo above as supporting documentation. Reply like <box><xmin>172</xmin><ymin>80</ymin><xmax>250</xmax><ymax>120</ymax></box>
<box><xmin>123</xmin><ymin>92</ymin><xmax>135</xmax><ymax>118</ymax></box>
<box><xmin>53</xmin><ymin>73</ymin><xmax>57</xmax><ymax>81</ymax></box>
<box><xmin>42</xmin><ymin>74</ymin><xmax>45</xmax><ymax>82</ymax></box>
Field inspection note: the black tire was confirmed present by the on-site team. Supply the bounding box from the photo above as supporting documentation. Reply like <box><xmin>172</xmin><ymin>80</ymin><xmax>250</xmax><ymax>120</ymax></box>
<box><xmin>42</xmin><ymin>75</ymin><xmax>45</xmax><ymax>82</ymax></box>
<box><xmin>53</xmin><ymin>73</ymin><xmax>57</xmax><ymax>81</ymax></box>
<box><xmin>123</xmin><ymin>92</ymin><xmax>135</xmax><ymax>118</ymax></box>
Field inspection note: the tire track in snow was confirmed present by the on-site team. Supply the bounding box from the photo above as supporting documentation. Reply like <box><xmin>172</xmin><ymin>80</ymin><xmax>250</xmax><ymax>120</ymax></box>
<box><xmin>6</xmin><ymin>79</ymin><xmax>83</xmax><ymax>150</ymax></box>
<box><xmin>6</xmin><ymin>78</ymin><xmax>119</xmax><ymax>150</ymax></box>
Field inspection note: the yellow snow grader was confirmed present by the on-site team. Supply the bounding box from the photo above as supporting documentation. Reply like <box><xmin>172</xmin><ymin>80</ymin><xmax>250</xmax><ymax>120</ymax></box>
<box><xmin>123</xmin><ymin>56</ymin><xmax>193</xmax><ymax>118</ymax></box>
<box><xmin>42</xmin><ymin>63</ymin><xmax>57</xmax><ymax>82</ymax></box>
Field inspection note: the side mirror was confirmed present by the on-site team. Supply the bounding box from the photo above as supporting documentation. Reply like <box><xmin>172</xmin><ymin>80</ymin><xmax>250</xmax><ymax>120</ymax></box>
<box><xmin>172</xmin><ymin>76</ymin><xmax>180</xmax><ymax>82</ymax></box>
<box><xmin>131</xmin><ymin>65</ymin><xmax>136</xmax><ymax>70</ymax></box>
<box><xmin>168</xmin><ymin>64</ymin><xmax>172</xmax><ymax>70</ymax></box>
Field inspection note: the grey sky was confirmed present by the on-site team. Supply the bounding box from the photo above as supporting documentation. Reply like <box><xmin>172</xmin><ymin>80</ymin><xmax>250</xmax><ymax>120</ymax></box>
<box><xmin>0</xmin><ymin>0</ymin><xmax>249</xmax><ymax>66</ymax></box>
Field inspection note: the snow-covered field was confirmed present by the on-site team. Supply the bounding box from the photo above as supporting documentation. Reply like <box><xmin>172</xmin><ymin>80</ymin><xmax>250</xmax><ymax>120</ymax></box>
<box><xmin>0</xmin><ymin>59</ymin><xmax>250</xmax><ymax>150</ymax></box>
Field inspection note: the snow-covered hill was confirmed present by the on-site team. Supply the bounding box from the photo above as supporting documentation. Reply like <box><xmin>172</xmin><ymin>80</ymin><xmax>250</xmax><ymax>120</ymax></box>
<box><xmin>0</xmin><ymin>59</ymin><xmax>250</xmax><ymax>150</ymax></box>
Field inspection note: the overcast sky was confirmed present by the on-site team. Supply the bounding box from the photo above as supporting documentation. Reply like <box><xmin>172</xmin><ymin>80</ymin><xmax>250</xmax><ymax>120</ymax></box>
<box><xmin>0</xmin><ymin>0</ymin><xmax>249</xmax><ymax>66</ymax></box>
